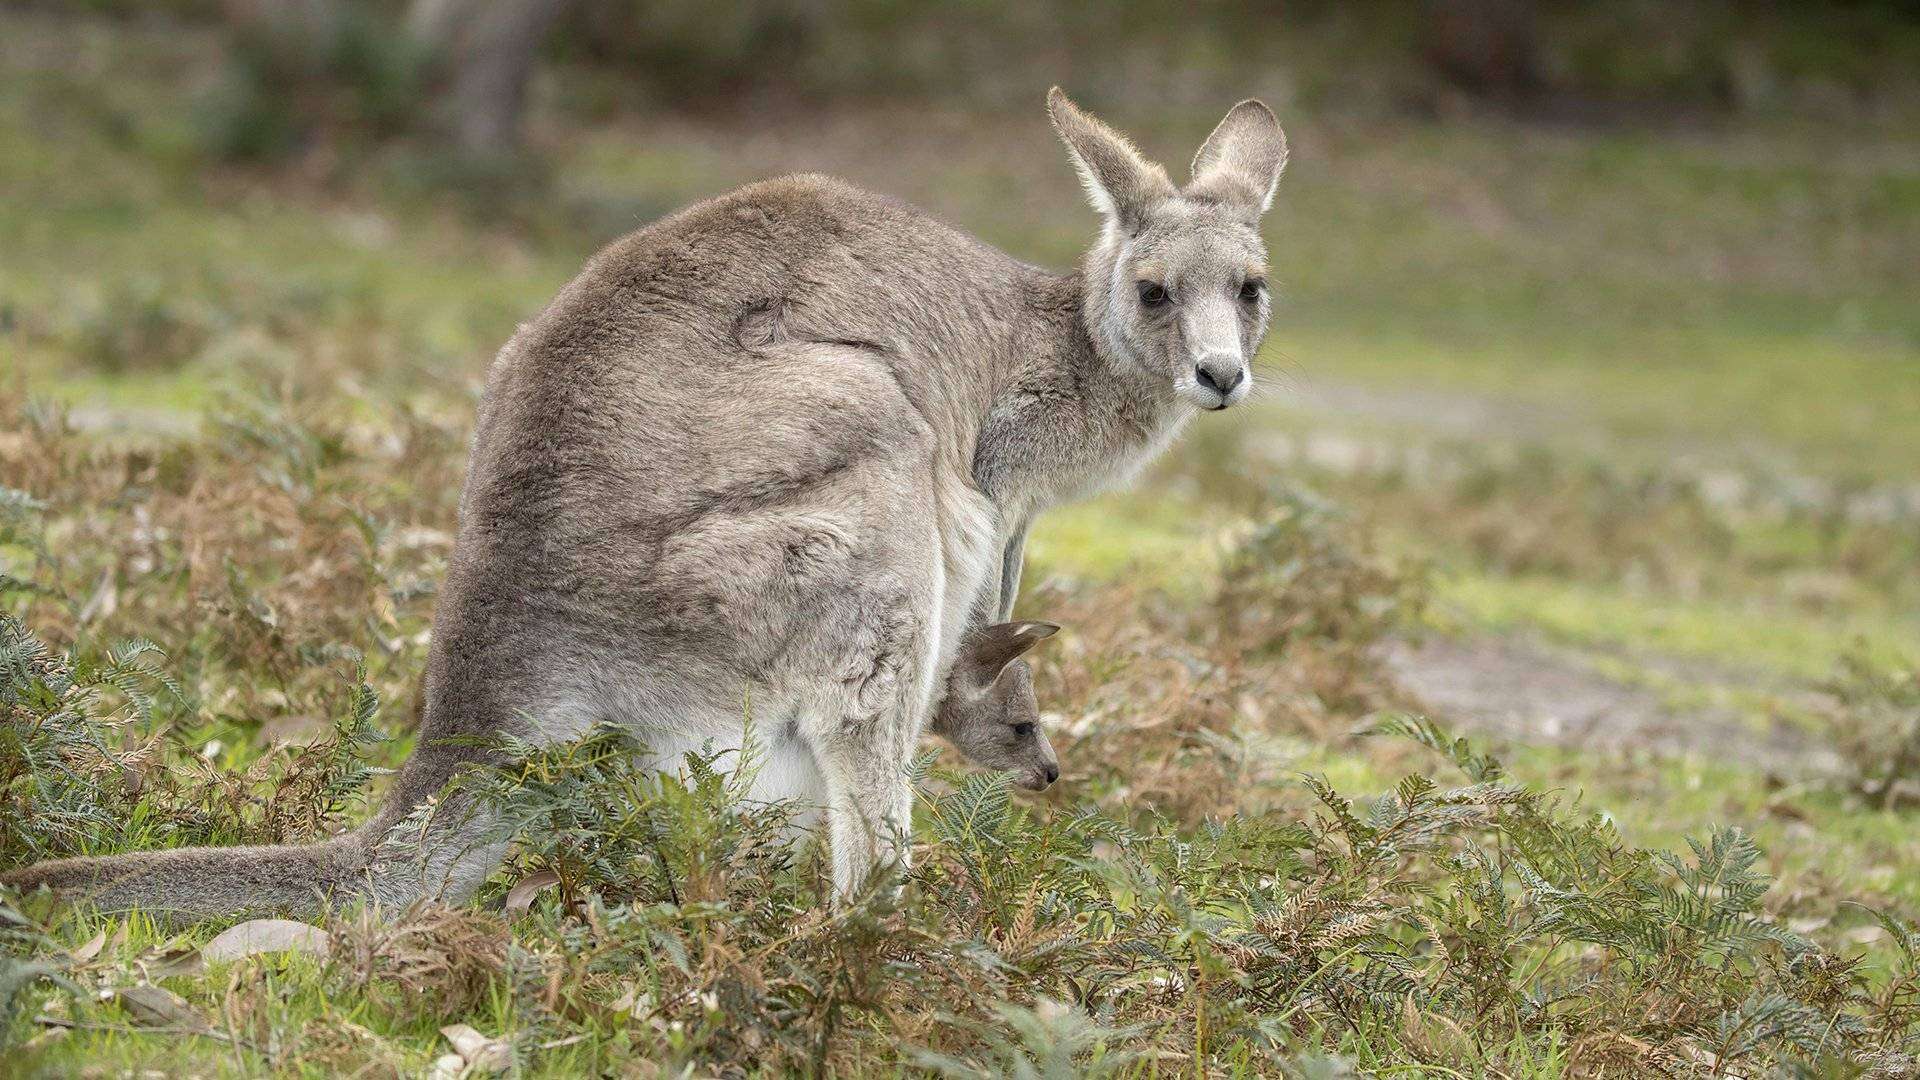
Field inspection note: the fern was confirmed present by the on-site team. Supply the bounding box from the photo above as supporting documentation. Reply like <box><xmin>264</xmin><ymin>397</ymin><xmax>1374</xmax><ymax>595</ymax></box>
<box><xmin>1374</xmin><ymin>712</ymin><xmax>1506</xmax><ymax>783</ymax></box>
<box><xmin>0</xmin><ymin>616</ymin><xmax>166</xmax><ymax>860</ymax></box>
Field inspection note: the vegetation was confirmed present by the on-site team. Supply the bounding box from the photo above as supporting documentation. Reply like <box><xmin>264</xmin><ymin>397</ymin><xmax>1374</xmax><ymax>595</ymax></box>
<box><xmin>3</xmin><ymin>5</ymin><xmax>1919</xmax><ymax>1076</ymax></box>
<box><xmin>5</xmin><ymin>384</ymin><xmax>1920</xmax><ymax>1074</ymax></box>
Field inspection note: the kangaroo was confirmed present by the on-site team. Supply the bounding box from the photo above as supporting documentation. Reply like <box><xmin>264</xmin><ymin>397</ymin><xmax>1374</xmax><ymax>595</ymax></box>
<box><xmin>931</xmin><ymin>621</ymin><xmax>1061</xmax><ymax>791</ymax></box>
<box><xmin>2</xmin><ymin>89</ymin><xmax>1287</xmax><ymax>919</ymax></box>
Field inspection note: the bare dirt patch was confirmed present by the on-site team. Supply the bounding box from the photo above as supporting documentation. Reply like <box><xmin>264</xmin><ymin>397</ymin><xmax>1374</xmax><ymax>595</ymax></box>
<box><xmin>1382</xmin><ymin>632</ymin><xmax>1841</xmax><ymax>776</ymax></box>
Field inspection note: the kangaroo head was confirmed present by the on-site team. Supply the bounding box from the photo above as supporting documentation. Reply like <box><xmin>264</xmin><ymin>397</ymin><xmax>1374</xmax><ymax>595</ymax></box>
<box><xmin>933</xmin><ymin>621</ymin><xmax>1061</xmax><ymax>790</ymax></box>
<box><xmin>1049</xmin><ymin>88</ymin><xmax>1288</xmax><ymax>413</ymax></box>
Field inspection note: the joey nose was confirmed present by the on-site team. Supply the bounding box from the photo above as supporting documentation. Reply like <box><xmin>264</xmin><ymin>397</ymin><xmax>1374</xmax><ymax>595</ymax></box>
<box><xmin>1044</xmin><ymin>764</ymin><xmax>1060</xmax><ymax>785</ymax></box>
<box><xmin>1194</xmin><ymin>360</ymin><xmax>1245</xmax><ymax>396</ymax></box>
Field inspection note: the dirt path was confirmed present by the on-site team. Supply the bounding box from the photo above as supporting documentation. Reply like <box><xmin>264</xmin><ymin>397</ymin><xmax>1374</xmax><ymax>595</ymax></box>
<box><xmin>1262</xmin><ymin>375</ymin><xmax>1861</xmax><ymax>776</ymax></box>
<box><xmin>1382</xmin><ymin>632</ymin><xmax>1842</xmax><ymax>777</ymax></box>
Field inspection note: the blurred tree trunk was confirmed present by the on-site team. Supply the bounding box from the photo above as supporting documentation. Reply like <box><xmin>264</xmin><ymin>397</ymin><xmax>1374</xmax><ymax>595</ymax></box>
<box><xmin>220</xmin><ymin>0</ymin><xmax>341</xmax><ymax>37</ymax></box>
<box><xmin>219</xmin><ymin>0</ymin><xmax>344</xmax><ymax>73</ymax></box>
<box><xmin>1422</xmin><ymin>0</ymin><xmax>1541</xmax><ymax>101</ymax></box>
<box><xmin>409</xmin><ymin>0</ymin><xmax>575</xmax><ymax>158</ymax></box>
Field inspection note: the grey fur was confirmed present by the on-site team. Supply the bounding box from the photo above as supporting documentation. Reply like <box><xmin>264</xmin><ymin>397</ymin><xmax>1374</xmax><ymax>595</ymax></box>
<box><xmin>930</xmin><ymin>621</ymin><xmax>1061</xmax><ymax>791</ymax></box>
<box><xmin>1</xmin><ymin>89</ymin><xmax>1286</xmax><ymax>918</ymax></box>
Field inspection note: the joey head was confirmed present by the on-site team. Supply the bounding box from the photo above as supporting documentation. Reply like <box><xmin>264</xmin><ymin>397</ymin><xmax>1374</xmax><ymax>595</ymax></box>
<box><xmin>932</xmin><ymin>621</ymin><xmax>1062</xmax><ymax>790</ymax></box>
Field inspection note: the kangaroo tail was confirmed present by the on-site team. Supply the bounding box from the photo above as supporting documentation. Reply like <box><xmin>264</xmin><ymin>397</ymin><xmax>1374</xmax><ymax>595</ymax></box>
<box><xmin>1</xmin><ymin>774</ymin><xmax>505</xmax><ymax>924</ymax></box>
<box><xmin>0</xmin><ymin>829</ymin><xmax>384</xmax><ymax>922</ymax></box>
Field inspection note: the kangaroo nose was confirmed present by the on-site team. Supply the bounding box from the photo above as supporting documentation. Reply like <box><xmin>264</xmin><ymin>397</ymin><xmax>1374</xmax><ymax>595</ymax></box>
<box><xmin>1044</xmin><ymin>763</ymin><xmax>1060</xmax><ymax>785</ymax></box>
<box><xmin>1195</xmin><ymin>359</ymin><xmax>1245</xmax><ymax>395</ymax></box>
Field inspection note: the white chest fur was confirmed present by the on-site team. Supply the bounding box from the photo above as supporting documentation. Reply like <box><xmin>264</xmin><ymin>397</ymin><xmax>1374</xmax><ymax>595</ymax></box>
<box><xmin>929</xmin><ymin>469</ymin><xmax>1003</xmax><ymax>693</ymax></box>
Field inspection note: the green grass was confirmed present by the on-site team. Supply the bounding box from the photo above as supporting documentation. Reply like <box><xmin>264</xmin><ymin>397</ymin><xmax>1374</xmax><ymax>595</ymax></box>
<box><xmin>1300</xmin><ymin>736</ymin><xmax>1920</xmax><ymax>914</ymax></box>
<box><xmin>1436</xmin><ymin>569</ymin><xmax>1920</xmax><ymax>680</ymax></box>
<box><xmin>1025</xmin><ymin>493</ymin><xmax>1232</xmax><ymax>596</ymax></box>
<box><xmin>1279</xmin><ymin>322</ymin><xmax>1920</xmax><ymax>480</ymax></box>
<box><xmin>1263</xmin><ymin>117</ymin><xmax>1920</xmax><ymax>480</ymax></box>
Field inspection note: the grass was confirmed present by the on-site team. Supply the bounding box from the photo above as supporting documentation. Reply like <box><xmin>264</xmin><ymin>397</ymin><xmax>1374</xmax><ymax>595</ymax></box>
<box><xmin>5</xmin><ymin>8</ymin><xmax>1920</xmax><ymax>1075</ymax></box>
<box><xmin>8</xmin><ymin>586</ymin><xmax>1920</xmax><ymax>1074</ymax></box>
<box><xmin>1436</xmin><ymin>571</ymin><xmax>1920</xmax><ymax>681</ymax></box>
<box><xmin>1261</xmin><ymin>116</ymin><xmax>1920</xmax><ymax>481</ymax></box>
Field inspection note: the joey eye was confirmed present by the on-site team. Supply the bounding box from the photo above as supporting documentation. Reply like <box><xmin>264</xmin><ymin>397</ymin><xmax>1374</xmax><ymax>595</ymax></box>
<box><xmin>1011</xmin><ymin>722</ymin><xmax>1036</xmax><ymax>738</ymax></box>
<box><xmin>1238</xmin><ymin>278</ymin><xmax>1266</xmax><ymax>304</ymax></box>
<box><xmin>1136</xmin><ymin>281</ymin><xmax>1169</xmax><ymax>308</ymax></box>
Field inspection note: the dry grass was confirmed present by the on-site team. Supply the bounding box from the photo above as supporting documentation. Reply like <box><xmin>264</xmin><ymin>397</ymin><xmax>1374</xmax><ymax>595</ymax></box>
<box><xmin>326</xmin><ymin>902</ymin><xmax>513</xmax><ymax>1021</ymax></box>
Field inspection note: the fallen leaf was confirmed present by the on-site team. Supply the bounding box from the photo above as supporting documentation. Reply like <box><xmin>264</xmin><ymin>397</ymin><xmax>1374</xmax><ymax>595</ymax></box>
<box><xmin>200</xmin><ymin>919</ymin><xmax>331</xmax><ymax>964</ymax></box>
<box><xmin>142</xmin><ymin>919</ymin><xmax>331</xmax><ymax>979</ymax></box>
<box><xmin>504</xmin><ymin>870</ymin><xmax>560</xmax><ymax>914</ymax></box>
<box><xmin>115</xmin><ymin>985</ymin><xmax>207</xmax><ymax>1031</ymax></box>
<box><xmin>441</xmin><ymin>1024</ymin><xmax>512</xmax><ymax>1072</ymax></box>
<box><xmin>70</xmin><ymin>930</ymin><xmax>107</xmax><ymax>964</ymax></box>
<box><xmin>142</xmin><ymin>945</ymin><xmax>205</xmax><ymax>979</ymax></box>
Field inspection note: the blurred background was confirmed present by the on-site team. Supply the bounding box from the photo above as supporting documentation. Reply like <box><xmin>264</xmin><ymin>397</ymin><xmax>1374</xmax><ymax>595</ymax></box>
<box><xmin>4</xmin><ymin>0</ymin><xmax>1920</xmax><ymax>899</ymax></box>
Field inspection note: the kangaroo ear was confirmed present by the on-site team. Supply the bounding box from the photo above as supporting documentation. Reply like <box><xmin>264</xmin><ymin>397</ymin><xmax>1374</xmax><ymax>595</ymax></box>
<box><xmin>1187</xmin><ymin>99</ymin><xmax>1288</xmax><ymax>219</ymax></box>
<box><xmin>960</xmin><ymin>621</ymin><xmax>1060</xmax><ymax>689</ymax></box>
<box><xmin>1048</xmin><ymin>87</ymin><xmax>1173</xmax><ymax>231</ymax></box>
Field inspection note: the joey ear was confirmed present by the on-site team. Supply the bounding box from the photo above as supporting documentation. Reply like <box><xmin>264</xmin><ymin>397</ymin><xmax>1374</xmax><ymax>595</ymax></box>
<box><xmin>1186</xmin><ymin>99</ymin><xmax>1288</xmax><ymax>219</ymax></box>
<box><xmin>961</xmin><ymin>621</ymin><xmax>1060</xmax><ymax>689</ymax></box>
<box><xmin>1047</xmin><ymin>87</ymin><xmax>1173</xmax><ymax>230</ymax></box>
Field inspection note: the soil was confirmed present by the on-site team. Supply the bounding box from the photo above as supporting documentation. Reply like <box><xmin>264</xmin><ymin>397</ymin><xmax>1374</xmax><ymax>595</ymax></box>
<box><xmin>1381</xmin><ymin>632</ymin><xmax>1842</xmax><ymax>777</ymax></box>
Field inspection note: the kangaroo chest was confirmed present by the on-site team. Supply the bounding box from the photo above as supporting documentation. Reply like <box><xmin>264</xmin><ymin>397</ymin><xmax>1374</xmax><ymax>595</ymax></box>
<box><xmin>929</xmin><ymin>467</ymin><xmax>1003</xmax><ymax>692</ymax></box>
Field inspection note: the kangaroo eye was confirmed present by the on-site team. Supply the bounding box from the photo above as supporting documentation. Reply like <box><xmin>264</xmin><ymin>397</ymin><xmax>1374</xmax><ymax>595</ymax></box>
<box><xmin>1136</xmin><ymin>281</ymin><xmax>1169</xmax><ymax>308</ymax></box>
<box><xmin>1011</xmin><ymin>722</ymin><xmax>1036</xmax><ymax>738</ymax></box>
<box><xmin>1238</xmin><ymin>278</ymin><xmax>1266</xmax><ymax>304</ymax></box>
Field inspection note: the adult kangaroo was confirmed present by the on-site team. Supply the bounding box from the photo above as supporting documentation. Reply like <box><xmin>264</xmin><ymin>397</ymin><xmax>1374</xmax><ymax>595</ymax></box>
<box><xmin>3</xmin><ymin>90</ymin><xmax>1287</xmax><ymax>919</ymax></box>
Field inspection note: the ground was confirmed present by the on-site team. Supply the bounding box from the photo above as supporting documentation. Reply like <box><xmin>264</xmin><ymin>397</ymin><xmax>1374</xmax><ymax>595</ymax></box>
<box><xmin>4</xmin><ymin>10</ymin><xmax>1920</xmax><ymax>1076</ymax></box>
